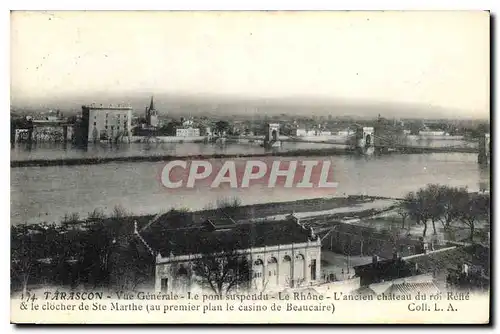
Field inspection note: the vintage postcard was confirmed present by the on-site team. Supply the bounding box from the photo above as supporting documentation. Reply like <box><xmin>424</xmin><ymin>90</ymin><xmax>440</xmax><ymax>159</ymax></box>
<box><xmin>10</xmin><ymin>10</ymin><xmax>490</xmax><ymax>324</ymax></box>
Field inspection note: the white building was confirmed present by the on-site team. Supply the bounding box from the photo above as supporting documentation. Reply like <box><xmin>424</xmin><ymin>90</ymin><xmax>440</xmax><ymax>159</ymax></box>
<box><xmin>176</xmin><ymin>127</ymin><xmax>200</xmax><ymax>137</ymax></box>
<box><xmin>337</xmin><ymin>129</ymin><xmax>356</xmax><ymax>137</ymax></box>
<box><xmin>82</xmin><ymin>104</ymin><xmax>132</xmax><ymax>143</ymax></box>
<box><xmin>136</xmin><ymin>217</ymin><xmax>322</xmax><ymax>294</ymax></box>
<box><xmin>182</xmin><ymin>119</ymin><xmax>194</xmax><ymax>127</ymax></box>
<box><xmin>295</xmin><ymin>128</ymin><xmax>308</xmax><ymax>137</ymax></box>
<box><xmin>418</xmin><ymin>131</ymin><xmax>448</xmax><ymax>136</ymax></box>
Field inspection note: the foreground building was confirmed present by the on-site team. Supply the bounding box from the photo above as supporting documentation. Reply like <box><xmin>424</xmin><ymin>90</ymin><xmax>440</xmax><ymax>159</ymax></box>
<box><xmin>135</xmin><ymin>217</ymin><xmax>322</xmax><ymax>293</ymax></box>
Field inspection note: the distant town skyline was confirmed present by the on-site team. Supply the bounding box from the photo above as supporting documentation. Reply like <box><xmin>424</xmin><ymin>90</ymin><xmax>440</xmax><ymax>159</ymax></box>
<box><xmin>11</xmin><ymin>11</ymin><xmax>489</xmax><ymax>119</ymax></box>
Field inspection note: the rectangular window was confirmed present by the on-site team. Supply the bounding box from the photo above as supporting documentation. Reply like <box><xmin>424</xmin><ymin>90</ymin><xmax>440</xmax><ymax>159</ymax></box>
<box><xmin>93</xmin><ymin>122</ymin><xmax>96</xmax><ymax>126</ymax></box>
<box><xmin>269</xmin><ymin>271</ymin><xmax>272</xmax><ymax>276</ymax></box>
<box><xmin>161</xmin><ymin>278</ymin><xmax>168</xmax><ymax>292</ymax></box>
<box><xmin>311</xmin><ymin>259</ymin><xmax>317</xmax><ymax>281</ymax></box>
<box><xmin>105</xmin><ymin>126</ymin><xmax>108</xmax><ymax>129</ymax></box>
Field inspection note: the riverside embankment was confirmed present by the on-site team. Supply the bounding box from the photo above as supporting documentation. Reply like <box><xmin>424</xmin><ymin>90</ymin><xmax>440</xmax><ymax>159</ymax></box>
<box><xmin>10</xmin><ymin>145</ymin><xmax>479</xmax><ymax>168</ymax></box>
<box><xmin>11</xmin><ymin>147</ymin><xmax>354</xmax><ymax>167</ymax></box>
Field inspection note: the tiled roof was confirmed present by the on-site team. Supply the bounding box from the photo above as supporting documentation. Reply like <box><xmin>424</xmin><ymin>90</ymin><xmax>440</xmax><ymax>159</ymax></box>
<box><xmin>406</xmin><ymin>244</ymin><xmax>490</xmax><ymax>278</ymax></box>
<box><xmin>354</xmin><ymin>258</ymin><xmax>416</xmax><ymax>277</ymax></box>
<box><xmin>139</xmin><ymin>219</ymin><xmax>316</xmax><ymax>257</ymax></box>
<box><xmin>383</xmin><ymin>282</ymin><xmax>440</xmax><ymax>295</ymax></box>
<box><xmin>351</xmin><ymin>286</ymin><xmax>377</xmax><ymax>296</ymax></box>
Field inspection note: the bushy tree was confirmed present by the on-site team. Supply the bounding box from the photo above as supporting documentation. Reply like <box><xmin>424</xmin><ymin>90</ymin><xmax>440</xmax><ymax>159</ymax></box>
<box><xmin>458</xmin><ymin>193</ymin><xmax>490</xmax><ymax>241</ymax></box>
<box><xmin>403</xmin><ymin>184</ymin><xmax>490</xmax><ymax>240</ymax></box>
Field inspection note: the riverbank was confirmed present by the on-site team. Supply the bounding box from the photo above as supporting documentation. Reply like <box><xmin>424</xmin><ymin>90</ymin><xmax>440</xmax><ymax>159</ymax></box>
<box><xmin>10</xmin><ymin>147</ymin><xmax>354</xmax><ymax>167</ymax></box>
<box><xmin>10</xmin><ymin>145</ymin><xmax>479</xmax><ymax>168</ymax></box>
<box><xmin>14</xmin><ymin>194</ymin><xmax>399</xmax><ymax>227</ymax></box>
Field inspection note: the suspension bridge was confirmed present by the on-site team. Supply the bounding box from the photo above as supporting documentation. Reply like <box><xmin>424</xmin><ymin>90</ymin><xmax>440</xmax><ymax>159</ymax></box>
<box><xmin>225</xmin><ymin>122</ymin><xmax>490</xmax><ymax>164</ymax></box>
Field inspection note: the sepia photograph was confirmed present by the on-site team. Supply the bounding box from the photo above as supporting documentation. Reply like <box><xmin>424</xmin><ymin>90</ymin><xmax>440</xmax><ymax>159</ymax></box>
<box><xmin>9</xmin><ymin>10</ymin><xmax>490</xmax><ymax>324</ymax></box>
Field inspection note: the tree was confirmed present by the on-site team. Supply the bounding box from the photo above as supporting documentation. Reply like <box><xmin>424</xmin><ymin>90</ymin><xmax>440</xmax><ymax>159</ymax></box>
<box><xmin>396</xmin><ymin>205</ymin><xmax>409</xmax><ymax>229</ymax></box>
<box><xmin>78</xmin><ymin>218</ymin><xmax>132</xmax><ymax>288</ymax></box>
<box><xmin>215</xmin><ymin>196</ymin><xmax>243</xmax><ymax>220</ymax></box>
<box><xmin>88</xmin><ymin>208</ymin><xmax>106</xmax><ymax>220</ymax></box>
<box><xmin>458</xmin><ymin>193</ymin><xmax>490</xmax><ymax>242</ymax></box>
<box><xmin>214</xmin><ymin>121</ymin><xmax>230</xmax><ymax>136</ymax></box>
<box><xmin>158</xmin><ymin>120</ymin><xmax>182</xmax><ymax>136</ymax></box>
<box><xmin>112</xmin><ymin>205</ymin><xmax>128</xmax><ymax>219</ymax></box>
<box><xmin>61</xmin><ymin>212</ymin><xmax>80</xmax><ymax>226</ymax></box>
<box><xmin>424</xmin><ymin>184</ymin><xmax>444</xmax><ymax>235</ymax></box>
<box><xmin>404</xmin><ymin>184</ymin><xmax>463</xmax><ymax>237</ymax></box>
<box><xmin>404</xmin><ymin>190</ymin><xmax>431</xmax><ymax>237</ymax></box>
<box><xmin>192</xmin><ymin>238</ymin><xmax>251</xmax><ymax>296</ymax></box>
<box><xmin>11</xmin><ymin>226</ymin><xmax>38</xmax><ymax>294</ymax></box>
<box><xmin>11</xmin><ymin>224</ymin><xmax>61</xmax><ymax>294</ymax></box>
<box><xmin>109</xmin><ymin>237</ymin><xmax>155</xmax><ymax>291</ymax></box>
<box><xmin>436</xmin><ymin>186</ymin><xmax>468</xmax><ymax>230</ymax></box>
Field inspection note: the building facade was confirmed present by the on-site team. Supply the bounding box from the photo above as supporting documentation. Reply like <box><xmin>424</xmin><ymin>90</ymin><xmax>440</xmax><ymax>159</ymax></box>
<box><xmin>82</xmin><ymin>104</ymin><xmax>132</xmax><ymax>143</ymax></box>
<box><xmin>176</xmin><ymin>127</ymin><xmax>200</xmax><ymax>137</ymax></box>
<box><xmin>136</xmin><ymin>218</ymin><xmax>322</xmax><ymax>294</ymax></box>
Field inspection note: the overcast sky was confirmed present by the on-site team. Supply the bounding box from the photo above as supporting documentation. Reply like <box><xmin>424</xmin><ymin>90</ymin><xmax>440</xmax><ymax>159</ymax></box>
<box><xmin>10</xmin><ymin>11</ymin><xmax>489</xmax><ymax>118</ymax></box>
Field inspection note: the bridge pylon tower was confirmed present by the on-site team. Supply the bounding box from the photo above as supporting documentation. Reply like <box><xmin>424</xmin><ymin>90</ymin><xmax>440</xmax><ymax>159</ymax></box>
<box><xmin>264</xmin><ymin>123</ymin><xmax>281</xmax><ymax>148</ymax></box>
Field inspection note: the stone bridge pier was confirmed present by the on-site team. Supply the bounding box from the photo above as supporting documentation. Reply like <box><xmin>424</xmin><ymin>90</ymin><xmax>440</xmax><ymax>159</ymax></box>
<box><xmin>355</xmin><ymin>126</ymin><xmax>375</xmax><ymax>154</ymax></box>
<box><xmin>264</xmin><ymin>123</ymin><xmax>281</xmax><ymax>148</ymax></box>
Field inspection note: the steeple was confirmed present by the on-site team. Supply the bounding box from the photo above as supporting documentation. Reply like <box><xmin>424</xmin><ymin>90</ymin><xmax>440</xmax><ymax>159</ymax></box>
<box><xmin>149</xmin><ymin>96</ymin><xmax>155</xmax><ymax>111</ymax></box>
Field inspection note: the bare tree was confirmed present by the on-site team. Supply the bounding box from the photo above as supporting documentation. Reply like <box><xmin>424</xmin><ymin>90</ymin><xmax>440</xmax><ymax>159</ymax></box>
<box><xmin>87</xmin><ymin>208</ymin><xmax>106</xmax><ymax>220</ymax></box>
<box><xmin>216</xmin><ymin>197</ymin><xmax>242</xmax><ymax>209</ymax></box>
<box><xmin>192</xmin><ymin>238</ymin><xmax>251</xmax><ymax>296</ymax></box>
<box><xmin>61</xmin><ymin>212</ymin><xmax>80</xmax><ymax>225</ymax></box>
<box><xmin>11</xmin><ymin>226</ymin><xmax>35</xmax><ymax>295</ymax></box>
<box><xmin>112</xmin><ymin>205</ymin><xmax>128</xmax><ymax>218</ymax></box>
<box><xmin>214</xmin><ymin>196</ymin><xmax>243</xmax><ymax>221</ymax></box>
<box><xmin>396</xmin><ymin>205</ymin><xmax>409</xmax><ymax>229</ymax></box>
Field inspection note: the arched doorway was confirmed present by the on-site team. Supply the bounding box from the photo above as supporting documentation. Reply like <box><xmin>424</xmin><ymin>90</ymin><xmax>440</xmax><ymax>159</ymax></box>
<box><xmin>267</xmin><ymin>257</ymin><xmax>278</xmax><ymax>287</ymax></box>
<box><xmin>294</xmin><ymin>254</ymin><xmax>306</xmax><ymax>286</ymax></box>
<box><xmin>365</xmin><ymin>134</ymin><xmax>372</xmax><ymax>147</ymax></box>
<box><xmin>253</xmin><ymin>259</ymin><xmax>265</xmax><ymax>290</ymax></box>
<box><xmin>282</xmin><ymin>255</ymin><xmax>292</xmax><ymax>287</ymax></box>
<box><xmin>175</xmin><ymin>266</ymin><xmax>190</xmax><ymax>293</ymax></box>
<box><xmin>271</xmin><ymin>129</ymin><xmax>278</xmax><ymax>142</ymax></box>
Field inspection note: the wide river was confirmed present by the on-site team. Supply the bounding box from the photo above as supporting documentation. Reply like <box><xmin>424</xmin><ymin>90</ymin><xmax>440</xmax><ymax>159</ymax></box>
<box><xmin>11</xmin><ymin>142</ymin><xmax>489</xmax><ymax>225</ymax></box>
